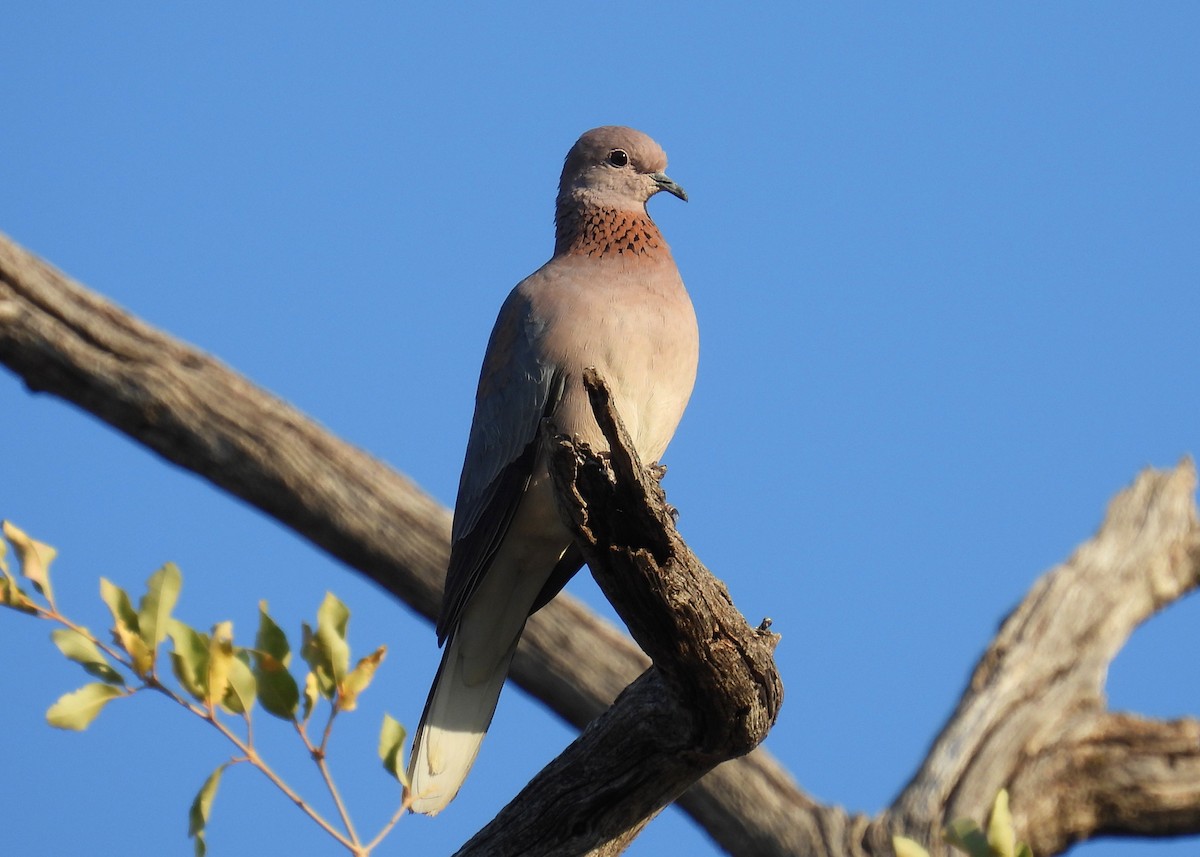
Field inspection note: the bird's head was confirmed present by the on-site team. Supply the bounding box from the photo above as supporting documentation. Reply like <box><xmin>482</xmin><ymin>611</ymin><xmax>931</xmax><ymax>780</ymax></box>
<box><xmin>558</xmin><ymin>126</ymin><xmax>687</xmax><ymax>213</ymax></box>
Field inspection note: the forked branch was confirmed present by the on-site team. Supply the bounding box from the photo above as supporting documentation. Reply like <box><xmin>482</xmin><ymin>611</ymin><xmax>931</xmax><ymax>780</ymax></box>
<box><xmin>4</xmin><ymin>230</ymin><xmax>1200</xmax><ymax>856</ymax></box>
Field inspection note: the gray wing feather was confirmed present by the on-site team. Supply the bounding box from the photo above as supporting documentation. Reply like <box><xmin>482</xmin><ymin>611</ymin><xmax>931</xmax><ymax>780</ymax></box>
<box><xmin>437</xmin><ymin>286</ymin><xmax>564</xmax><ymax>643</ymax></box>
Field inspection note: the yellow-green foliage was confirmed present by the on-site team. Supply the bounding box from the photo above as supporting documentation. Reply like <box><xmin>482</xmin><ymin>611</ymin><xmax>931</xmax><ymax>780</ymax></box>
<box><xmin>1</xmin><ymin>521</ymin><xmax>410</xmax><ymax>856</ymax></box>
<box><xmin>893</xmin><ymin>790</ymin><xmax>1032</xmax><ymax>857</ymax></box>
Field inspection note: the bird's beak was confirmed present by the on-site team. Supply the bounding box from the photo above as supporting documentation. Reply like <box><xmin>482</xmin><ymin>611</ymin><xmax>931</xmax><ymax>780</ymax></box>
<box><xmin>651</xmin><ymin>171</ymin><xmax>688</xmax><ymax>202</ymax></box>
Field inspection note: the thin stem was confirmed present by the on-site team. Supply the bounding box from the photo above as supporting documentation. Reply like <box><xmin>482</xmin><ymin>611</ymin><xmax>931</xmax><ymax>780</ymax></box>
<box><xmin>205</xmin><ymin>709</ymin><xmax>355</xmax><ymax>850</ymax></box>
<box><xmin>364</xmin><ymin>791</ymin><xmax>412</xmax><ymax>853</ymax></box>
<box><xmin>296</xmin><ymin>709</ymin><xmax>361</xmax><ymax>847</ymax></box>
<box><xmin>320</xmin><ymin>703</ymin><xmax>340</xmax><ymax>755</ymax></box>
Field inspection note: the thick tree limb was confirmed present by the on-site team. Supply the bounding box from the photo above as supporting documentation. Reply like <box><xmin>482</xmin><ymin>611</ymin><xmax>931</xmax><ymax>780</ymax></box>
<box><xmin>456</xmin><ymin>373</ymin><xmax>783</xmax><ymax>856</ymax></box>
<box><xmin>889</xmin><ymin>461</ymin><xmax>1200</xmax><ymax>855</ymax></box>
<box><xmin>0</xmin><ymin>230</ymin><xmax>804</xmax><ymax>853</ymax></box>
<box><xmin>559</xmin><ymin>370</ymin><xmax>782</xmax><ymax>753</ymax></box>
<box><xmin>4</xmin><ymin>229</ymin><xmax>1200</xmax><ymax>856</ymax></box>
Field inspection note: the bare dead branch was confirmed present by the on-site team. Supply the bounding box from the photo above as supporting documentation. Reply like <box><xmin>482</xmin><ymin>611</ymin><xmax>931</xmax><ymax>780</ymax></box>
<box><xmin>890</xmin><ymin>462</ymin><xmax>1200</xmax><ymax>854</ymax></box>
<box><xmin>1017</xmin><ymin>712</ymin><xmax>1200</xmax><ymax>855</ymax></box>
<box><xmin>4</xmin><ymin>228</ymin><xmax>1200</xmax><ymax>856</ymax></box>
<box><xmin>562</xmin><ymin>369</ymin><xmax>783</xmax><ymax>752</ymax></box>
<box><xmin>454</xmin><ymin>372</ymin><xmax>783</xmax><ymax>856</ymax></box>
<box><xmin>0</xmin><ymin>230</ymin><xmax>805</xmax><ymax>854</ymax></box>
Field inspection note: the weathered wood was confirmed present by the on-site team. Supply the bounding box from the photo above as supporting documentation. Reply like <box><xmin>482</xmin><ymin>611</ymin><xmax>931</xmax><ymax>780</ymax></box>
<box><xmin>4</xmin><ymin>229</ymin><xmax>1200</xmax><ymax>856</ymax></box>
<box><xmin>0</xmin><ymin>230</ymin><xmax>803</xmax><ymax>854</ymax></box>
<box><xmin>890</xmin><ymin>462</ymin><xmax>1200</xmax><ymax>855</ymax></box>
<box><xmin>456</xmin><ymin>373</ymin><xmax>783</xmax><ymax>856</ymax></box>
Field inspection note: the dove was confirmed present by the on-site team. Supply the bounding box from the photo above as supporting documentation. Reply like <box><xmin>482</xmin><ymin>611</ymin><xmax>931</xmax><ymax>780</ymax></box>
<box><xmin>408</xmin><ymin>126</ymin><xmax>699</xmax><ymax>815</ymax></box>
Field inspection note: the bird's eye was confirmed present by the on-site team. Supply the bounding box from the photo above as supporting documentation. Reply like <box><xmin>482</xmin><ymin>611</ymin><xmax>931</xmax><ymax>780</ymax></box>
<box><xmin>607</xmin><ymin>149</ymin><xmax>629</xmax><ymax>167</ymax></box>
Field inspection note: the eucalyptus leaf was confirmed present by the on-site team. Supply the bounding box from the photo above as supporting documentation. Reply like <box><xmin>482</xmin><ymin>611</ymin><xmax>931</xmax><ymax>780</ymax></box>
<box><xmin>46</xmin><ymin>682</ymin><xmax>125</xmax><ymax>730</ymax></box>
<box><xmin>378</xmin><ymin>713</ymin><xmax>408</xmax><ymax>786</ymax></box>
<box><xmin>302</xmin><ymin>671</ymin><xmax>319</xmax><ymax>724</ymax></box>
<box><xmin>137</xmin><ymin>562</ymin><xmax>182</xmax><ymax>654</ymax></box>
<box><xmin>100</xmin><ymin>578</ymin><xmax>152</xmax><ymax>676</ymax></box>
<box><xmin>168</xmin><ymin>619</ymin><xmax>211</xmax><ymax>702</ymax></box>
<box><xmin>3</xmin><ymin>520</ymin><xmax>57</xmax><ymax>606</ymax></box>
<box><xmin>221</xmin><ymin>650</ymin><xmax>257</xmax><ymax>715</ymax></box>
<box><xmin>188</xmin><ymin>762</ymin><xmax>229</xmax><ymax>857</ymax></box>
<box><xmin>339</xmin><ymin>645</ymin><xmax>386</xmax><ymax>712</ymax></box>
<box><xmin>300</xmin><ymin>621</ymin><xmax>335</xmax><ymax>699</ymax></box>
<box><xmin>206</xmin><ymin>622</ymin><xmax>234</xmax><ymax>710</ymax></box>
<box><xmin>253</xmin><ymin>603</ymin><xmax>299</xmax><ymax>720</ymax></box>
<box><xmin>255</xmin><ymin>601</ymin><xmax>291</xmax><ymax>665</ymax></box>
<box><xmin>315</xmin><ymin>592</ymin><xmax>351</xmax><ymax>683</ymax></box>
<box><xmin>51</xmin><ymin>627</ymin><xmax>123</xmax><ymax>685</ymax></box>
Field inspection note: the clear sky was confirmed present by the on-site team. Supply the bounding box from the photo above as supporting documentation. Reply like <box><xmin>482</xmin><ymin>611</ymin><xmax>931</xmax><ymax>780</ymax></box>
<box><xmin>2</xmin><ymin>4</ymin><xmax>1198</xmax><ymax>856</ymax></box>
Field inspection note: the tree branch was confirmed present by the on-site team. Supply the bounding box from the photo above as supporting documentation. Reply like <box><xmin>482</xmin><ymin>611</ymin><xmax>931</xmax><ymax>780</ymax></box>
<box><xmin>5</xmin><ymin>229</ymin><xmax>1200</xmax><ymax>856</ymax></box>
<box><xmin>1019</xmin><ymin>712</ymin><xmax>1200</xmax><ymax>854</ymax></box>
<box><xmin>559</xmin><ymin>370</ymin><xmax>783</xmax><ymax>753</ymax></box>
<box><xmin>0</xmin><ymin>230</ymin><xmax>806</xmax><ymax>854</ymax></box>
<box><xmin>455</xmin><ymin>372</ymin><xmax>783</xmax><ymax>856</ymax></box>
<box><xmin>889</xmin><ymin>461</ymin><xmax>1200</xmax><ymax>855</ymax></box>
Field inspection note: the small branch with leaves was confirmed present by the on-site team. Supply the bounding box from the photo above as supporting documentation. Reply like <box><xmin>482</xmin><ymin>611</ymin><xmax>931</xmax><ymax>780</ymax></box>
<box><xmin>0</xmin><ymin>520</ymin><xmax>410</xmax><ymax>857</ymax></box>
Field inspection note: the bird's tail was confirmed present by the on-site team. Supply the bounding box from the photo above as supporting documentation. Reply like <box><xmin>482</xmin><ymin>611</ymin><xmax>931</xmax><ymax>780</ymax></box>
<box><xmin>407</xmin><ymin>628</ymin><xmax>520</xmax><ymax>815</ymax></box>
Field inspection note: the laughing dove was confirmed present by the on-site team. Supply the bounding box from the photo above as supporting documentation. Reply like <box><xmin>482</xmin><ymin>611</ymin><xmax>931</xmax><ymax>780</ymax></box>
<box><xmin>407</xmin><ymin>126</ymin><xmax>699</xmax><ymax>815</ymax></box>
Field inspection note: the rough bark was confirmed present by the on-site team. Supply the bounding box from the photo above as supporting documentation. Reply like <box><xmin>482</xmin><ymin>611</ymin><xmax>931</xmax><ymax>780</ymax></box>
<box><xmin>455</xmin><ymin>372</ymin><xmax>783</xmax><ymax>856</ymax></box>
<box><xmin>0</xmin><ymin>229</ymin><xmax>802</xmax><ymax>852</ymax></box>
<box><xmin>891</xmin><ymin>461</ymin><xmax>1200</xmax><ymax>856</ymax></box>
<box><xmin>3</xmin><ymin>229</ymin><xmax>1200</xmax><ymax>856</ymax></box>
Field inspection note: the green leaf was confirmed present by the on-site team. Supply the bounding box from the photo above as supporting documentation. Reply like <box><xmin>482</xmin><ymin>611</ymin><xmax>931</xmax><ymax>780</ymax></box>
<box><xmin>316</xmin><ymin>592</ymin><xmax>351</xmax><ymax>683</ymax></box>
<box><xmin>944</xmin><ymin>818</ymin><xmax>991</xmax><ymax>857</ymax></box>
<box><xmin>0</xmin><ymin>571</ymin><xmax>38</xmax><ymax>614</ymax></box>
<box><xmin>987</xmin><ymin>789</ymin><xmax>1016</xmax><ymax>857</ymax></box>
<box><xmin>221</xmin><ymin>650</ymin><xmax>257</xmax><ymax>715</ymax></box>
<box><xmin>301</xmin><ymin>671</ymin><xmax>319</xmax><ymax>724</ymax></box>
<box><xmin>188</xmin><ymin>762</ymin><xmax>229</xmax><ymax>857</ymax></box>
<box><xmin>300</xmin><ymin>621</ymin><xmax>335</xmax><ymax>700</ymax></box>
<box><xmin>100</xmin><ymin>578</ymin><xmax>152</xmax><ymax>676</ymax></box>
<box><xmin>46</xmin><ymin>682</ymin><xmax>125</xmax><ymax>730</ymax></box>
<box><xmin>339</xmin><ymin>645</ymin><xmax>386</xmax><ymax>712</ymax></box>
<box><xmin>137</xmin><ymin>562</ymin><xmax>182</xmax><ymax>656</ymax></box>
<box><xmin>300</xmin><ymin>594</ymin><xmax>352</xmax><ymax>703</ymax></box>
<box><xmin>0</xmin><ymin>536</ymin><xmax>31</xmax><ymax>612</ymax></box>
<box><xmin>3</xmin><ymin>520</ymin><xmax>57</xmax><ymax>607</ymax></box>
<box><xmin>206</xmin><ymin>621</ymin><xmax>234</xmax><ymax>710</ymax></box>
<box><xmin>254</xmin><ymin>651</ymin><xmax>299</xmax><ymax>720</ymax></box>
<box><xmin>253</xmin><ymin>603</ymin><xmax>299</xmax><ymax>720</ymax></box>
<box><xmin>51</xmin><ymin>627</ymin><xmax>124</xmax><ymax>685</ymax></box>
<box><xmin>99</xmin><ymin>578</ymin><xmax>139</xmax><ymax>628</ymax></box>
<box><xmin>255</xmin><ymin>601</ymin><xmax>291</xmax><ymax>665</ymax></box>
<box><xmin>168</xmin><ymin>619</ymin><xmax>211</xmax><ymax>702</ymax></box>
<box><xmin>1015</xmin><ymin>845</ymin><xmax>1034</xmax><ymax>857</ymax></box>
<box><xmin>892</xmin><ymin>836</ymin><xmax>931</xmax><ymax>857</ymax></box>
<box><xmin>378</xmin><ymin>713</ymin><xmax>408</xmax><ymax>786</ymax></box>
<box><xmin>99</xmin><ymin>578</ymin><xmax>139</xmax><ymax>631</ymax></box>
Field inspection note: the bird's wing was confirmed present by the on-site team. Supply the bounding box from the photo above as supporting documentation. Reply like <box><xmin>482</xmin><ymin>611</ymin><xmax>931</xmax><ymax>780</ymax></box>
<box><xmin>437</xmin><ymin>284</ymin><xmax>565</xmax><ymax>643</ymax></box>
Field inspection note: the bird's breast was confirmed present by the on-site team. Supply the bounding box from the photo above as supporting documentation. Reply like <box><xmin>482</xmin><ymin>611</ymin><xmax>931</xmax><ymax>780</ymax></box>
<box><xmin>525</xmin><ymin>257</ymin><xmax>699</xmax><ymax>461</ymax></box>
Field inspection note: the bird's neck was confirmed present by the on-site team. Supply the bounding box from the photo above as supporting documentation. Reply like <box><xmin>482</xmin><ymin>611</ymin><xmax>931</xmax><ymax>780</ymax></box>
<box><xmin>554</xmin><ymin>204</ymin><xmax>673</xmax><ymax>261</ymax></box>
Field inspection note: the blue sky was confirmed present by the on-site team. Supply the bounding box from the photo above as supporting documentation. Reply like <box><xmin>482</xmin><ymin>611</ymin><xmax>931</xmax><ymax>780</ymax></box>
<box><xmin>2</xmin><ymin>4</ymin><xmax>1198</xmax><ymax>856</ymax></box>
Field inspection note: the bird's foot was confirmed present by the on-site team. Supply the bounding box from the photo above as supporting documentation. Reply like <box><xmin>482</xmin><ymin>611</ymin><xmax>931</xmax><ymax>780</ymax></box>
<box><xmin>646</xmin><ymin>461</ymin><xmax>678</xmax><ymax>521</ymax></box>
